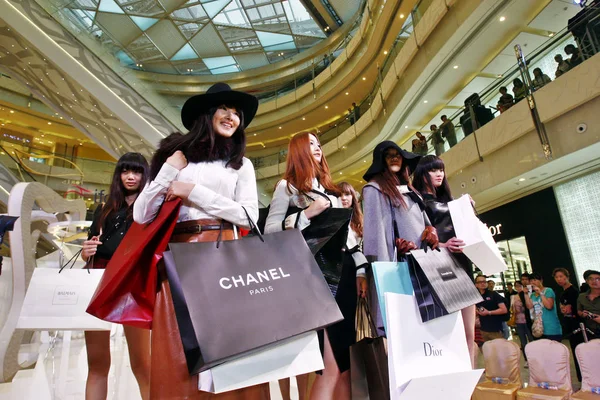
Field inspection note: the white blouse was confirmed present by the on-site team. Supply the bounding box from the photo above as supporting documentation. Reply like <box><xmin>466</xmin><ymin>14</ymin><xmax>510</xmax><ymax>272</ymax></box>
<box><xmin>264</xmin><ymin>178</ymin><xmax>367</xmax><ymax>277</ymax></box>
<box><xmin>133</xmin><ymin>158</ymin><xmax>258</xmax><ymax>229</ymax></box>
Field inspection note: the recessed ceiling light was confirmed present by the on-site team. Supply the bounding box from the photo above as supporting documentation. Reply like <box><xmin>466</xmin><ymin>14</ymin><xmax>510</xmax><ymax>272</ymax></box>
<box><xmin>453</xmin><ymin>65</ymin><xmax>459</xmax><ymax>69</ymax></box>
<box><xmin>339</xmin><ymin>172</ymin><xmax>343</xmax><ymax>175</ymax></box>
<box><xmin>518</xmin><ymin>178</ymin><xmax>526</xmax><ymax>182</ymax></box>
<box><xmin>549</xmin><ymin>33</ymin><xmax>554</xmax><ymax>37</ymax></box>
<box><xmin>423</xmin><ymin>100</ymin><xmax>428</xmax><ymax>103</ymax></box>
<box><xmin>9</xmin><ymin>110</ymin><xmax>14</xmax><ymax>114</ymax></box>
<box><xmin>253</xmin><ymin>133</ymin><xmax>257</xmax><ymax>136</ymax></box>
<box><xmin>362</xmin><ymin>77</ymin><xmax>366</xmax><ymax>81</ymax></box>
<box><xmin>345</xmin><ymin>92</ymin><xmax>349</xmax><ymax>95</ymax></box>
<box><xmin>405</xmin><ymin>125</ymin><xmax>409</xmax><ymax>128</ymax></box>
<box><xmin>399</xmin><ymin>13</ymin><xmax>405</xmax><ymax>18</ymax></box>
<box><xmin>278</xmin><ymin>126</ymin><xmax>282</xmax><ymax>129</ymax></box>
<box><xmin>325</xmin><ymin>105</ymin><xmax>329</xmax><ymax>109</ymax></box>
<box><xmin>302</xmin><ymin>117</ymin><xmax>306</xmax><ymax>120</ymax></box>
<box><xmin>363</xmin><ymin>160</ymin><xmax>367</xmax><ymax>163</ymax></box>
<box><xmin>383</xmin><ymin>51</ymin><xmax>388</xmax><ymax>55</ymax></box>
<box><xmin>47</xmin><ymin>122</ymin><xmax>51</xmax><ymax>125</ymax></box>
<box><xmin>499</xmin><ymin>16</ymin><xmax>506</xmax><ymax>22</ymax></box>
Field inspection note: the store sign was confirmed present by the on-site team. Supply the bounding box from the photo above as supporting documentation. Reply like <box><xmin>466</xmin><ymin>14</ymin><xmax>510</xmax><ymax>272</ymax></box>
<box><xmin>486</xmin><ymin>223</ymin><xmax>503</xmax><ymax>238</ymax></box>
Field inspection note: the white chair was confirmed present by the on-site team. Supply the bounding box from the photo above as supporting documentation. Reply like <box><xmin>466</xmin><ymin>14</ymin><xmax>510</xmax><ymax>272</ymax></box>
<box><xmin>472</xmin><ymin>339</ymin><xmax>522</xmax><ymax>400</ymax></box>
<box><xmin>572</xmin><ymin>339</ymin><xmax>600</xmax><ymax>399</ymax></box>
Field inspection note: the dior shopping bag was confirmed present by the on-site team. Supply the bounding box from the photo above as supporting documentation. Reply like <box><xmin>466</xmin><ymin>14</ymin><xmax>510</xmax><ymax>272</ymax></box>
<box><xmin>87</xmin><ymin>199</ymin><xmax>181</xmax><ymax>329</ymax></box>
<box><xmin>408</xmin><ymin>248</ymin><xmax>482</xmax><ymax>323</ymax></box>
<box><xmin>384</xmin><ymin>292</ymin><xmax>483</xmax><ymax>399</ymax></box>
<box><xmin>198</xmin><ymin>331</ymin><xmax>323</xmax><ymax>394</ymax></box>
<box><xmin>18</xmin><ymin>268</ymin><xmax>112</xmax><ymax>331</ymax></box>
<box><xmin>350</xmin><ymin>297</ymin><xmax>390</xmax><ymax>400</ymax></box>
<box><xmin>448</xmin><ymin>195</ymin><xmax>507</xmax><ymax>275</ymax></box>
<box><xmin>164</xmin><ymin>227</ymin><xmax>343</xmax><ymax>374</ymax></box>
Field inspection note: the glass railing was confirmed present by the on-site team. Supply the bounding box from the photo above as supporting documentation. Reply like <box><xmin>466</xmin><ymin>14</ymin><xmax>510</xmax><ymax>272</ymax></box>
<box><xmin>250</xmin><ymin>0</ymin><xmax>432</xmax><ymax>169</ymax></box>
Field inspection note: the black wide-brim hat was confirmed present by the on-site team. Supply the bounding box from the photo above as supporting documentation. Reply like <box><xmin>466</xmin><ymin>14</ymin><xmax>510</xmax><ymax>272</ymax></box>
<box><xmin>181</xmin><ymin>82</ymin><xmax>259</xmax><ymax>130</ymax></box>
<box><xmin>363</xmin><ymin>140</ymin><xmax>421</xmax><ymax>182</ymax></box>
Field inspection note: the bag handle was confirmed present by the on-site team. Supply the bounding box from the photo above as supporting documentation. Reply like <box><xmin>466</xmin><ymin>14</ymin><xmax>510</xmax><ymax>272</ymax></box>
<box><xmin>356</xmin><ymin>297</ymin><xmax>378</xmax><ymax>340</ymax></box>
<box><xmin>59</xmin><ymin>248</ymin><xmax>84</xmax><ymax>273</ymax></box>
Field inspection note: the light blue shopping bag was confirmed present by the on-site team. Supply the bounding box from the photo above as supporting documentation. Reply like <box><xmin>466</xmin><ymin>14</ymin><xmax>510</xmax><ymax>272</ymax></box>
<box><xmin>371</xmin><ymin>261</ymin><xmax>414</xmax><ymax>332</ymax></box>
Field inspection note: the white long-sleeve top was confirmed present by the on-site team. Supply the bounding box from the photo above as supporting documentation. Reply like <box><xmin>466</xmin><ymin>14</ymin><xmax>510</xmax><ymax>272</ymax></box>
<box><xmin>264</xmin><ymin>178</ymin><xmax>367</xmax><ymax>277</ymax></box>
<box><xmin>133</xmin><ymin>159</ymin><xmax>258</xmax><ymax>229</ymax></box>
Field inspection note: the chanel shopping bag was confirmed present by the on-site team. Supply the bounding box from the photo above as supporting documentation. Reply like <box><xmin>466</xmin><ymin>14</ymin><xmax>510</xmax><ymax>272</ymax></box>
<box><xmin>18</xmin><ymin>268</ymin><xmax>112</xmax><ymax>331</ymax></box>
<box><xmin>164</xmin><ymin>227</ymin><xmax>343</xmax><ymax>374</ymax></box>
<box><xmin>385</xmin><ymin>292</ymin><xmax>483</xmax><ymax>399</ymax></box>
<box><xmin>448</xmin><ymin>195</ymin><xmax>507</xmax><ymax>275</ymax></box>
<box><xmin>86</xmin><ymin>199</ymin><xmax>181</xmax><ymax>329</ymax></box>
<box><xmin>407</xmin><ymin>248</ymin><xmax>482</xmax><ymax>323</ymax></box>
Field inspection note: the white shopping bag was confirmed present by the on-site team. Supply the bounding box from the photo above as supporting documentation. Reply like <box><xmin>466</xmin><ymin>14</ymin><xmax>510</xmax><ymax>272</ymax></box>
<box><xmin>385</xmin><ymin>293</ymin><xmax>482</xmax><ymax>399</ymax></box>
<box><xmin>199</xmin><ymin>331</ymin><xmax>323</xmax><ymax>394</ymax></box>
<box><xmin>17</xmin><ymin>268</ymin><xmax>112</xmax><ymax>331</ymax></box>
<box><xmin>448</xmin><ymin>195</ymin><xmax>507</xmax><ymax>275</ymax></box>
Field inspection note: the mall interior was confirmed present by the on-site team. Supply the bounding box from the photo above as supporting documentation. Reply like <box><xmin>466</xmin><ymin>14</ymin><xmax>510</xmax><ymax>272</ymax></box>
<box><xmin>0</xmin><ymin>0</ymin><xmax>599</xmax><ymax>398</ymax></box>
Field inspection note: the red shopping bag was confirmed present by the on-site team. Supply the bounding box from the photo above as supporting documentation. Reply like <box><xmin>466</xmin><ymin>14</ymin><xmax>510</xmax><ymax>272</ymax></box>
<box><xmin>86</xmin><ymin>199</ymin><xmax>181</xmax><ymax>329</ymax></box>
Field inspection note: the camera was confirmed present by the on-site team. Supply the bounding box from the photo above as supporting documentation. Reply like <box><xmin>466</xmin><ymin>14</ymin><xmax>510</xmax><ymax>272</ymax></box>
<box><xmin>585</xmin><ymin>312</ymin><xmax>598</xmax><ymax>320</ymax></box>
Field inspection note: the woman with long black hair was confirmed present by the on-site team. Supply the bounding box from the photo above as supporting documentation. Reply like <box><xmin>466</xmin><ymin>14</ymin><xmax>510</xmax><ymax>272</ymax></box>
<box><xmin>82</xmin><ymin>152</ymin><xmax>151</xmax><ymax>400</ymax></box>
<box><xmin>362</xmin><ymin>141</ymin><xmax>438</xmax><ymax>335</ymax></box>
<box><xmin>412</xmin><ymin>154</ymin><xmax>477</xmax><ymax>366</ymax></box>
<box><xmin>133</xmin><ymin>83</ymin><xmax>268</xmax><ymax>399</ymax></box>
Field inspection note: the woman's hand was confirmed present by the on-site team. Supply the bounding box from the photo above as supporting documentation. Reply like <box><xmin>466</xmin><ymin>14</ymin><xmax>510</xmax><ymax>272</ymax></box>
<box><xmin>532</xmin><ymin>285</ymin><xmax>541</xmax><ymax>295</ymax></box>
<box><xmin>166</xmin><ymin>150</ymin><xmax>188</xmax><ymax>171</ymax></box>
<box><xmin>82</xmin><ymin>236</ymin><xmax>102</xmax><ymax>260</ymax></box>
<box><xmin>304</xmin><ymin>197</ymin><xmax>330</xmax><ymax>219</ymax></box>
<box><xmin>421</xmin><ymin>226</ymin><xmax>439</xmax><ymax>249</ymax></box>
<box><xmin>356</xmin><ymin>277</ymin><xmax>368</xmax><ymax>298</ymax></box>
<box><xmin>395</xmin><ymin>238</ymin><xmax>417</xmax><ymax>255</ymax></box>
<box><xmin>166</xmin><ymin>181</ymin><xmax>195</xmax><ymax>201</ymax></box>
<box><xmin>441</xmin><ymin>237</ymin><xmax>465</xmax><ymax>253</ymax></box>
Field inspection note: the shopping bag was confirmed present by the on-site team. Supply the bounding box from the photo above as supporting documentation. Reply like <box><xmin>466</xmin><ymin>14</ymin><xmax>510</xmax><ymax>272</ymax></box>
<box><xmin>86</xmin><ymin>199</ymin><xmax>181</xmax><ymax>329</ymax></box>
<box><xmin>350</xmin><ymin>298</ymin><xmax>390</xmax><ymax>400</ymax></box>
<box><xmin>407</xmin><ymin>248</ymin><xmax>482</xmax><ymax>323</ymax></box>
<box><xmin>448</xmin><ymin>195</ymin><xmax>507</xmax><ymax>275</ymax></box>
<box><xmin>163</xmin><ymin>227</ymin><xmax>343</xmax><ymax>374</ymax></box>
<box><xmin>18</xmin><ymin>268</ymin><xmax>112</xmax><ymax>331</ymax></box>
<box><xmin>385</xmin><ymin>292</ymin><xmax>483</xmax><ymax>399</ymax></box>
<box><xmin>198</xmin><ymin>331</ymin><xmax>322</xmax><ymax>394</ymax></box>
<box><xmin>371</xmin><ymin>261</ymin><xmax>415</xmax><ymax>332</ymax></box>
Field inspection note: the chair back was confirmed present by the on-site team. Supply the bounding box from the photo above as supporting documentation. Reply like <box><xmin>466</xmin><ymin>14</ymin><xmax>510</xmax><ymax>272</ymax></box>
<box><xmin>482</xmin><ymin>339</ymin><xmax>522</xmax><ymax>385</ymax></box>
<box><xmin>525</xmin><ymin>339</ymin><xmax>572</xmax><ymax>392</ymax></box>
<box><xmin>575</xmin><ymin>339</ymin><xmax>600</xmax><ymax>392</ymax></box>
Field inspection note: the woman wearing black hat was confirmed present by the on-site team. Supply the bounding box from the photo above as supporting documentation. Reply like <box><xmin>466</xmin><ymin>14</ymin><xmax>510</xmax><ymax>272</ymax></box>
<box><xmin>362</xmin><ymin>141</ymin><xmax>438</xmax><ymax>335</ymax></box>
<box><xmin>134</xmin><ymin>83</ymin><xmax>268</xmax><ymax>399</ymax></box>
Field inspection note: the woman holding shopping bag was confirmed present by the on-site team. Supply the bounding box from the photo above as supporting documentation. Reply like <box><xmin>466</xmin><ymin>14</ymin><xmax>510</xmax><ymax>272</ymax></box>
<box><xmin>265</xmin><ymin>133</ymin><xmax>368</xmax><ymax>400</ymax></box>
<box><xmin>362</xmin><ymin>141</ymin><xmax>438</xmax><ymax>336</ymax></box>
<box><xmin>133</xmin><ymin>83</ymin><xmax>269</xmax><ymax>399</ymax></box>
<box><xmin>82</xmin><ymin>152</ymin><xmax>151</xmax><ymax>400</ymax></box>
<box><xmin>412</xmin><ymin>155</ymin><xmax>477</xmax><ymax>367</ymax></box>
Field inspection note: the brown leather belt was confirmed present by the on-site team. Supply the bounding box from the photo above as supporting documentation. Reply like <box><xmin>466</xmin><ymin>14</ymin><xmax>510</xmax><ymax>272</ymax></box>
<box><xmin>172</xmin><ymin>219</ymin><xmax>233</xmax><ymax>236</ymax></box>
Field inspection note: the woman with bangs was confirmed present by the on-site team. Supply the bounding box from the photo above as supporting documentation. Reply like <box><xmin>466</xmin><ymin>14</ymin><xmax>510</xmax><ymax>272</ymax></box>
<box><xmin>412</xmin><ymin>154</ymin><xmax>477</xmax><ymax>367</ymax></box>
<box><xmin>265</xmin><ymin>133</ymin><xmax>366</xmax><ymax>400</ymax></box>
<box><xmin>82</xmin><ymin>152</ymin><xmax>151</xmax><ymax>400</ymax></box>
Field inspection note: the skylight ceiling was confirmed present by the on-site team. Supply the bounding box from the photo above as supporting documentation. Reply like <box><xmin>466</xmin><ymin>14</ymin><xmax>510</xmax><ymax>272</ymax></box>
<box><xmin>63</xmin><ymin>0</ymin><xmax>329</xmax><ymax>75</ymax></box>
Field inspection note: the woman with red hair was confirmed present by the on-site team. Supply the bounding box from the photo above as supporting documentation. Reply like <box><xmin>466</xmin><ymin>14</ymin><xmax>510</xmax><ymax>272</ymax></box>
<box><xmin>265</xmin><ymin>132</ymin><xmax>367</xmax><ymax>400</ymax></box>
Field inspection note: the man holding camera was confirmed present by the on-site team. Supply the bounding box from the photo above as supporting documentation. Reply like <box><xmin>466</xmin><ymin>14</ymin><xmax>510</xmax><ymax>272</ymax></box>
<box><xmin>577</xmin><ymin>270</ymin><xmax>600</xmax><ymax>337</ymax></box>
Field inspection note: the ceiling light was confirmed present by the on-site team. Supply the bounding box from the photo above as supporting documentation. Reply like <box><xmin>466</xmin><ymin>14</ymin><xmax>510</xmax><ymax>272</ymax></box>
<box><xmin>345</xmin><ymin>92</ymin><xmax>349</xmax><ymax>95</ymax></box>
<box><xmin>302</xmin><ymin>117</ymin><xmax>306</xmax><ymax>120</ymax></box>
<box><xmin>383</xmin><ymin>51</ymin><xmax>388</xmax><ymax>55</ymax></box>
<box><xmin>518</xmin><ymin>178</ymin><xmax>526</xmax><ymax>182</ymax></box>
<box><xmin>47</xmin><ymin>122</ymin><xmax>51</xmax><ymax>125</ymax></box>
<box><xmin>9</xmin><ymin>110</ymin><xmax>14</xmax><ymax>114</ymax></box>
<box><xmin>362</xmin><ymin>77</ymin><xmax>366</xmax><ymax>81</ymax></box>
<box><xmin>253</xmin><ymin>133</ymin><xmax>257</xmax><ymax>136</ymax></box>
<box><xmin>278</xmin><ymin>126</ymin><xmax>282</xmax><ymax>129</ymax></box>
<box><xmin>549</xmin><ymin>33</ymin><xmax>554</xmax><ymax>37</ymax></box>
<box><xmin>399</xmin><ymin>13</ymin><xmax>405</xmax><ymax>18</ymax></box>
<box><xmin>499</xmin><ymin>16</ymin><xmax>506</xmax><ymax>22</ymax></box>
<box><xmin>423</xmin><ymin>100</ymin><xmax>428</xmax><ymax>103</ymax></box>
<box><xmin>339</xmin><ymin>172</ymin><xmax>343</xmax><ymax>175</ymax></box>
<box><xmin>325</xmin><ymin>105</ymin><xmax>329</xmax><ymax>109</ymax></box>
<box><xmin>497</xmin><ymin>74</ymin><xmax>503</xmax><ymax>78</ymax></box>
<box><xmin>363</xmin><ymin>160</ymin><xmax>367</xmax><ymax>163</ymax></box>
<box><xmin>405</xmin><ymin>125</ymin><xmax>409</xmax><ymax>128</ymax></box>
<box><xmin>453</xmin><ymin>65</ymin><xmax>459</xmax><ymax>69</ymax></box>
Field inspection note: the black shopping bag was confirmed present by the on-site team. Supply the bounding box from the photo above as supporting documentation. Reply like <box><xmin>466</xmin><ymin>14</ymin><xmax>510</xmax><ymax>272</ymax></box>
<box><xmin>164</xmin><ymin>228</ymin><xmax>344</xmax><ymax>374</ymax></box>
<box><xmin>350</xmin><ymin>298</ymin><xmax>390</xmax><ymax>400</ymax></box>
<box><xmin>407</xmin><ymin>247</ymin><xmax>482</xmax><ymax>323</ymax></box>
<box><xmin>301</xmin><ymin>208</ymin><xmax>352</xmax><ymax>295</ymax></box>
